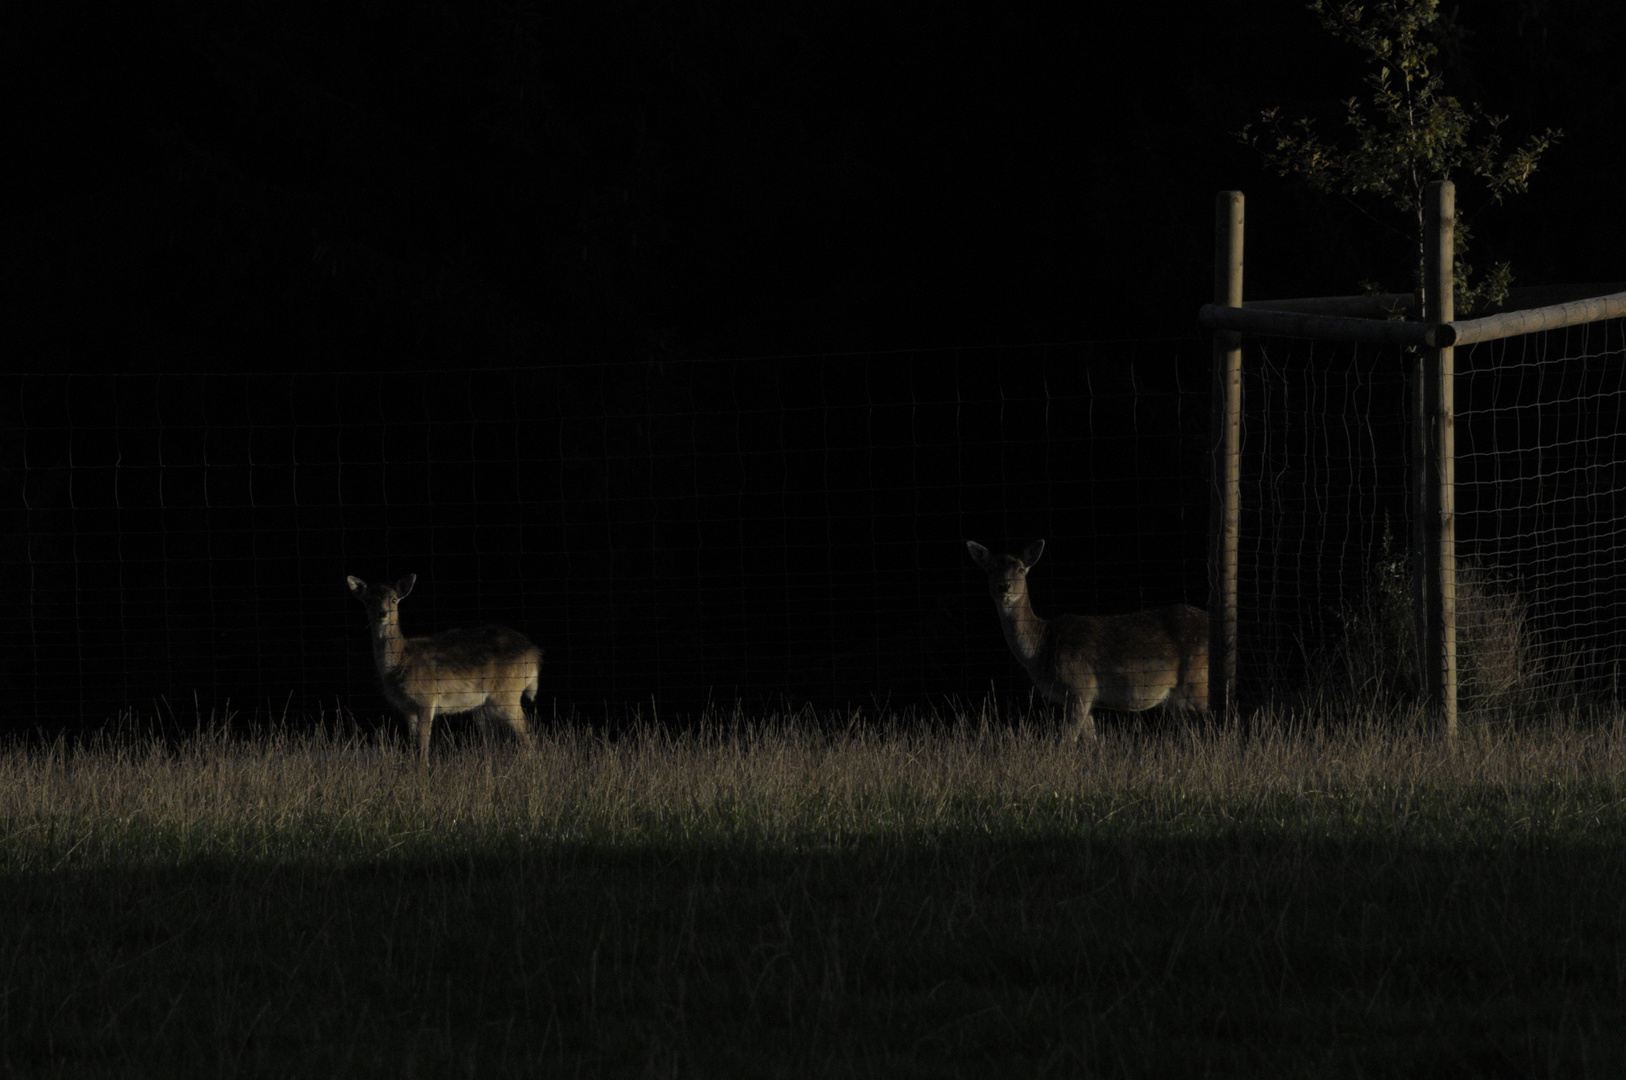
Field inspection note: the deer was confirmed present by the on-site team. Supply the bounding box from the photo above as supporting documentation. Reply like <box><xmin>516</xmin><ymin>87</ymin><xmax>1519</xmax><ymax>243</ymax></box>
<box><xmin>966</xmin><ymin>540</ymin><xmax>1207</xmax><ymax>744</ymax></box>
<box><xmin>346</xmin><ymin>573</ymin><xmax>542</xmax><ymax>764</ymax></box>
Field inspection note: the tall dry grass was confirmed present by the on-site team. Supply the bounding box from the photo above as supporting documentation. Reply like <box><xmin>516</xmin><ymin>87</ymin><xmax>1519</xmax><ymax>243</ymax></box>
<box><xmin>6</xmin><ymin>704</ymin><xmax>1626</xmax><ymax>870</ymax></box>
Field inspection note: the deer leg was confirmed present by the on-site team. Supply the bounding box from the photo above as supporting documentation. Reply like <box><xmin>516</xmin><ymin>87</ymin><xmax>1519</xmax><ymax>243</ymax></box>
<box><xmin>1066</xmin><ymin>693</ymin><xmax>1099</xmax><ymax>746</ymax></box>
<box><xmin>482</xmin><ymin>686</ymin><xmax>532</xmax><ymax>750</ymax></box>
<box><xmin>415</xmin><ymin>703</ymin><xmax>436</xmax><ymax>765</ymax></box>
<box><xmin>498</xmin><ymin>697</ymin><xmax>535</xmax><ymax>751</ymax></box>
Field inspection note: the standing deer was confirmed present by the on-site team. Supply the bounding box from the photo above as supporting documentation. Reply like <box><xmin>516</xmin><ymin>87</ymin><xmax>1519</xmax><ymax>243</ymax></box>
<box><xmin>347</xmin><ymin>574</ymin><xmax>542</xmax><ymax>764</ymax></box>
<box><xmin>966</xmin><ymin>540</ymin><xmax>1207</xmax><ymax>743</ymax></box>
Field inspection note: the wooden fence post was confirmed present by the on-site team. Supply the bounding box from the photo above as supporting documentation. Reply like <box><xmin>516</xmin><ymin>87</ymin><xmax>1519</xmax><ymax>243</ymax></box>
<box><xmin>1210</xmin><ymin>192</ymin><xmax>1243</xmax><ymax>716</ymax></box>
<box><xmin>1419</xmin><ymin>179</ymin><xmax>1458</xmax><ymax>737</ymax></box>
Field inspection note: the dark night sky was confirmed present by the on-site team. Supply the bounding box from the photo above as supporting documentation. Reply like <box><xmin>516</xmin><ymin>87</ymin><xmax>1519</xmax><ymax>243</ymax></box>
<box><xmin>5</xmin><ymin>2</ymin><xmax>1625</xmax><ymax>731</ymax></box>
<box><xmin>15</xmin><ymin>1</ymin><xmax>1621</xmax><ymax>362</ymax></box>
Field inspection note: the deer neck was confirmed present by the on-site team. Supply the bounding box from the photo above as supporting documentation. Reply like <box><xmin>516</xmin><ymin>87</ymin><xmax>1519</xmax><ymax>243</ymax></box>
<box><xmin>371</xmin><ymin>610</ymin><xmax>408</xmax><ymax>674</ymax></box>
<box><xmin>995</xmin><ymin>588</ymin><xmax>1048</xmax><ymax>669</ymax></box>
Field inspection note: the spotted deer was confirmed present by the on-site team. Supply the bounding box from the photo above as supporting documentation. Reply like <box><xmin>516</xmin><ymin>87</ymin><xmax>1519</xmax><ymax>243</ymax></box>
<box><xmin>347</xmin><ymin>574</ymin><xmax>542</xmax><ymax>763</ymax></box>
<box><xmin>966</xmin><ymin>540</ymin><xmax>1207</xmax><ymax>743</ymax></box>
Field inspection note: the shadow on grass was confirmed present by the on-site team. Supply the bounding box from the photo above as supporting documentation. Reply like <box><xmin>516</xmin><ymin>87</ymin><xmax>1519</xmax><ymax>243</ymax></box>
<box><xmin>8</xmin><ymin>833</ymin><xmax>1623</xmax><ymax>1078</ymax></box>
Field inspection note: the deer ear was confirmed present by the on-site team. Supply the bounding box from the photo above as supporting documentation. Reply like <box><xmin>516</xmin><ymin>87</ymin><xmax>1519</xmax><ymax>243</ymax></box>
<box><xmin>396</xmin><ymin>573</ymin><xmax>417</xmax><ymax>598</ymax></box>
<box><xmin>346</xmin><ymin>575</ymin><xmax>367</xmax><ymax>594</ymax></box>
<box><xmin>1021</xmin><ymin>539</ymin><xmax>1045</xmax><ymax>567</ymax></box>
<box><xmin>966</xmin><ymin>541</ymin><xmax>991</xmax><ymax>568</ymax></box>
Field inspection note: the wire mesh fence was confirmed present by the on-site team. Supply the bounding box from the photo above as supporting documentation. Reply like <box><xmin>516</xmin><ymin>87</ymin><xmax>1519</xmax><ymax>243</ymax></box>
<box><xmin>2</xmin><ymin>343</ymin><xmax>1211</xmax><ymax>732</ymax></box>
<box><xmin>1457</xmin><ymin>316</ymin><xmax>1626</xmax><ymax>710</ymax></box>
<box><xmin>1236</xmin><ymin>337</ymin><xmax>1411</xmax><ymax>704</ymax></box>
<box><xmin>1238</xmin><ymin>316</ymin><xmax>1626</xmax><ymax>714</ymax></box>
<box><xmin>12</xmin><ymin>317</ymin><xmax>1626</xmax><ymax>734</ymax></box>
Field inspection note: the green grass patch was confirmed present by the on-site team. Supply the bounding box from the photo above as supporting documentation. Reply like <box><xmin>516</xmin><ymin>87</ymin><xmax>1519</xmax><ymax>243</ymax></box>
<box><xmin>5</xmin><ymin>712</ymin><xmax>1626</xmax><ymax>1076</ymax></box>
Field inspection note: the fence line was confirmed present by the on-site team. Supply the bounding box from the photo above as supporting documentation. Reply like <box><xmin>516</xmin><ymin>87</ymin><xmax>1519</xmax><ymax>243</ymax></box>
<box><xmin>3</xmin><ymin>344</ymin><xmax>1210</xmax><ymax>731</ymax></box>
<box><xmin>1207</xmin><ymin>184</ymin><xmax>1626</xmax><ymax>725</ymax></box>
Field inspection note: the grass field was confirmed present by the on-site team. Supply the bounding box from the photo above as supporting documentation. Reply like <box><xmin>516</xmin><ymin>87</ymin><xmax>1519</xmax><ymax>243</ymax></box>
<box><xmin>5</xmin><ymin>707</ymin><xmax>1626</xmax><ymax>1077</ymax></box>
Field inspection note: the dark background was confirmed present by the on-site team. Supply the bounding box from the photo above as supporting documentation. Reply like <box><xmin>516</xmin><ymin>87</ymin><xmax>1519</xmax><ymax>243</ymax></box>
<box><xmin>6</xmin><ymin>2</ymin><xmax>1624</xmax><ymax>732</ymax></box>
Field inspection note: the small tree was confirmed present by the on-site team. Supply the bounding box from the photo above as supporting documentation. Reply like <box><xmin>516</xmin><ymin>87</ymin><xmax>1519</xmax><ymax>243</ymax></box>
<box><xmin>1239</xmin><ymin>0</ymin><xmax>1561</xmax><ymax>314</ymax></box>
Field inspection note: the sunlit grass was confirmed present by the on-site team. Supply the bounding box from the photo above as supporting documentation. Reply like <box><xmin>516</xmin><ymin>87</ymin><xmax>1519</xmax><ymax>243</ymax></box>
<box><xmin>8</xmin><ymin>706</ymin><xmax>1626</xmax><ymax>867</ymax></box>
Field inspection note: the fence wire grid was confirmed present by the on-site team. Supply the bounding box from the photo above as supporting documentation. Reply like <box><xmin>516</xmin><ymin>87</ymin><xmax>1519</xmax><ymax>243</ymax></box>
<box><xmin>3</xmin><ymin>344</ymin><xmax>1210</xmax><ymax>732</ymax></box>
<box><xmin>1239</xmin><ymin>316</ymin><xmax>1626</xmax><ymax>713</ymax></box>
